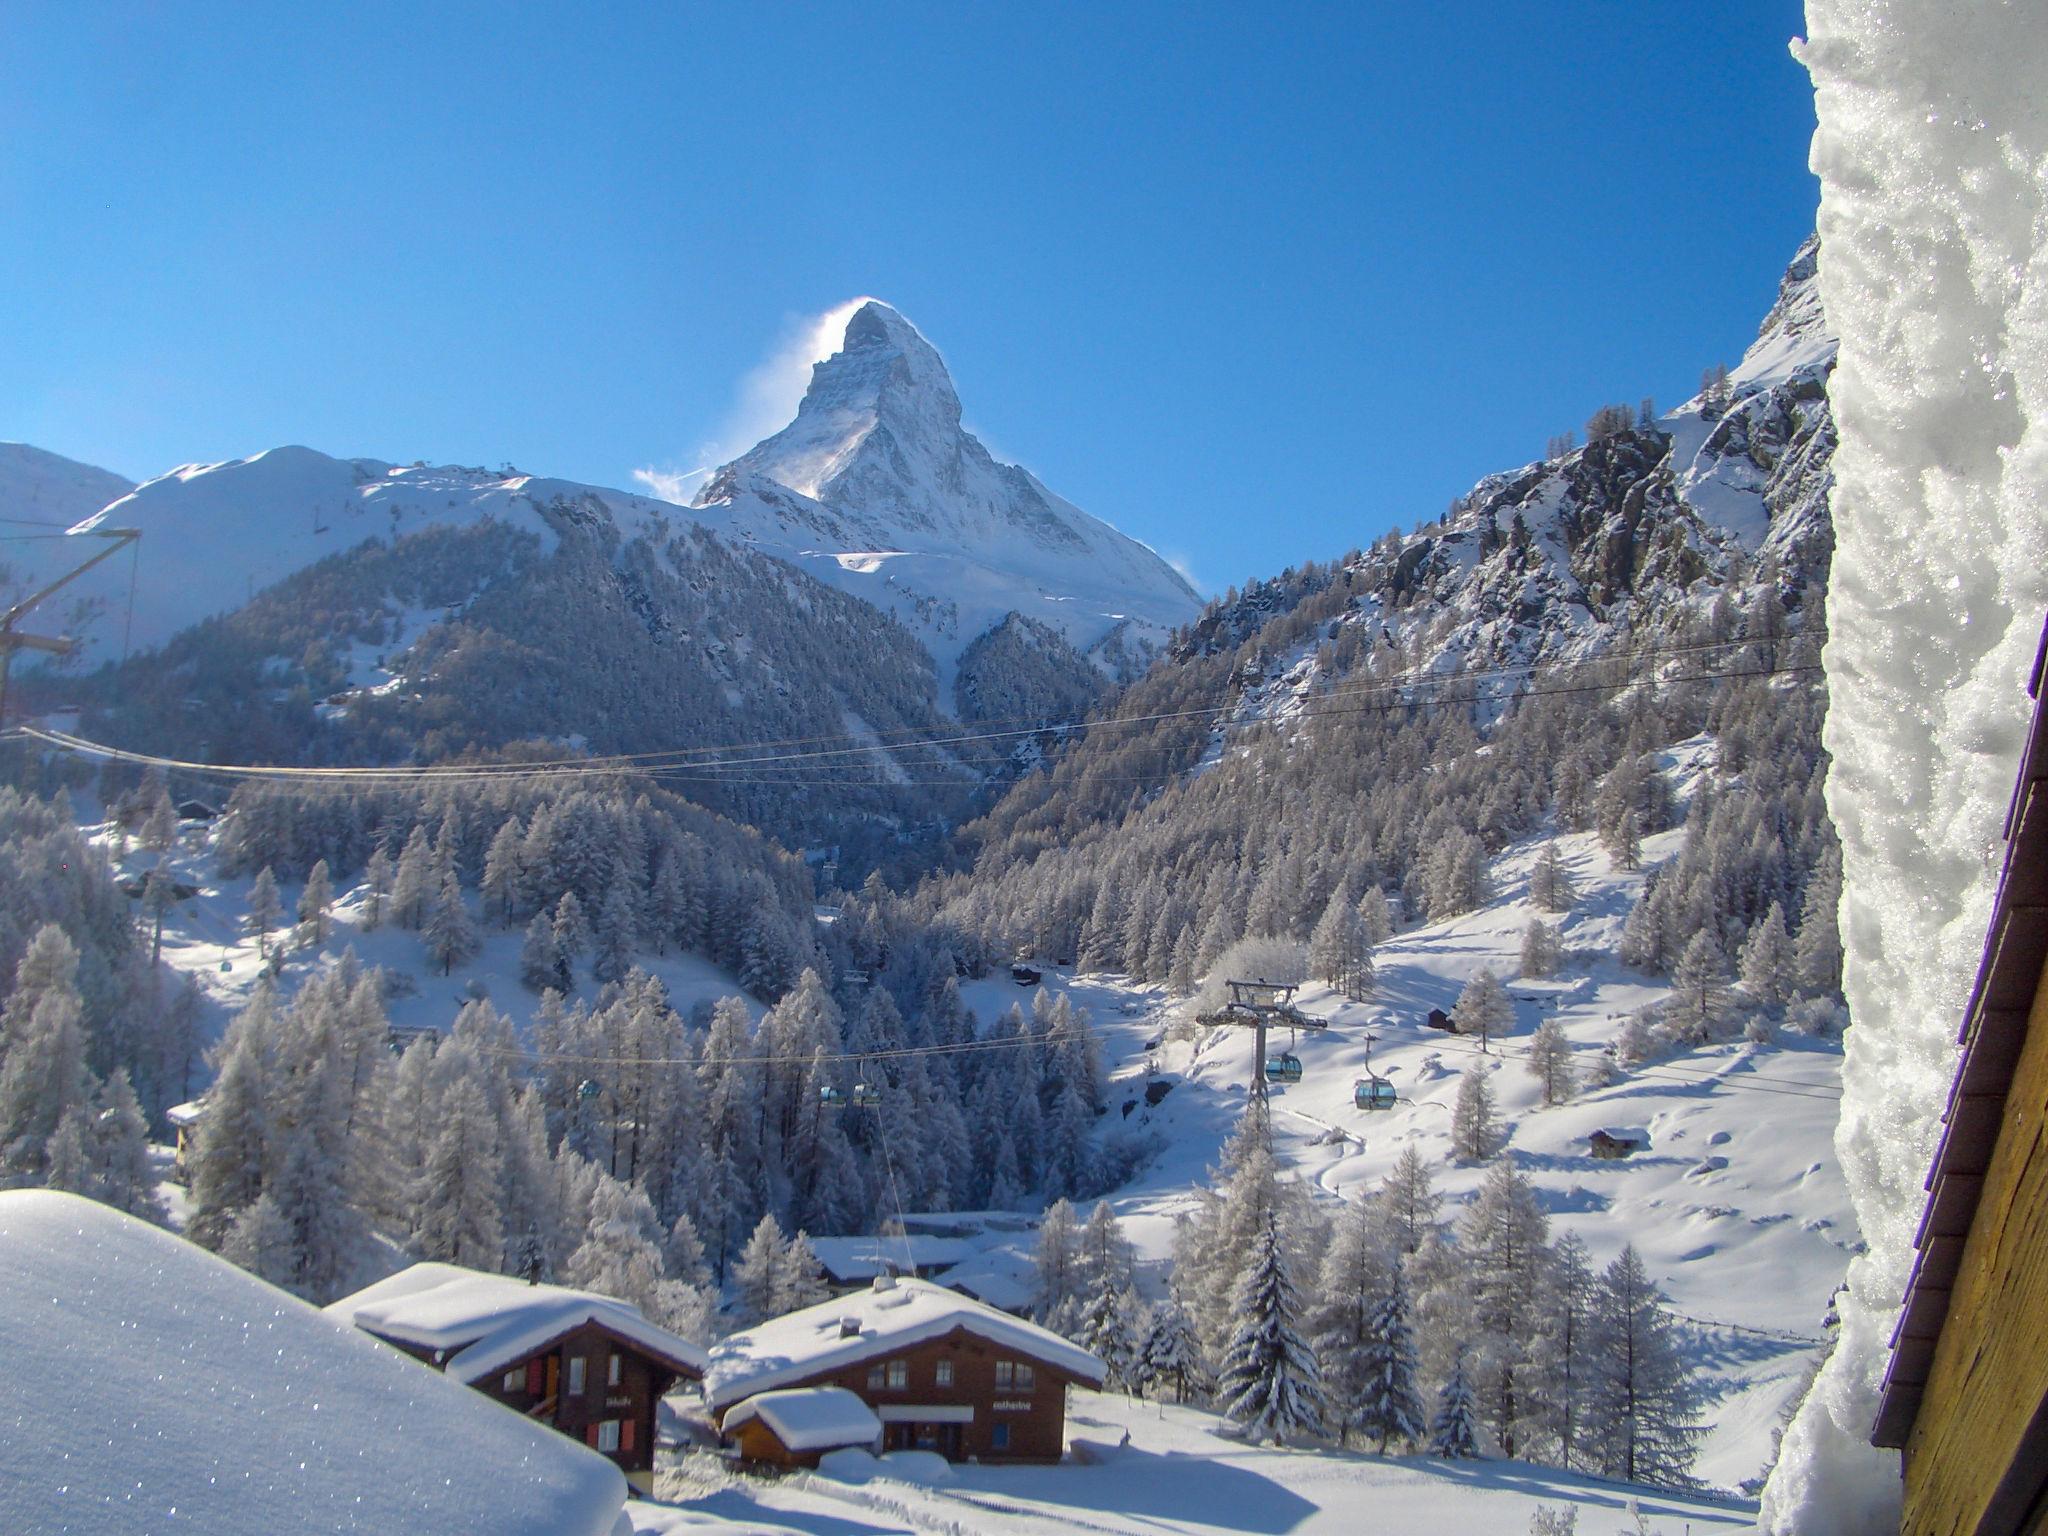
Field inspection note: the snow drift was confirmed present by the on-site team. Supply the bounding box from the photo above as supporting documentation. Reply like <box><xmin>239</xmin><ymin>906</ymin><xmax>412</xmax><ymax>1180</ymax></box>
<box><xmin>1761</xmin><ymin>5</ymin><xmax>2048</xmax><ymax>1531</ymax></box>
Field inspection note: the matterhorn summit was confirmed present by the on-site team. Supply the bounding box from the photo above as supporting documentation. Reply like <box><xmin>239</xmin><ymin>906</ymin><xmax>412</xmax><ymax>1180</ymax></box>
<box><xmin>690</xmin><ymin>300</ymin><xmax>1201</xmax><ymax>688</ymax></box>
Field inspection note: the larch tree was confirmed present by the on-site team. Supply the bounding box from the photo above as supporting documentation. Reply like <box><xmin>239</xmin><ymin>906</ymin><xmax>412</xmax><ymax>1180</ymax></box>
<box><xmin>1587</xmin><ymin>1244</ymin><xmax>1703</xmax><ymax>1487</ymax></box>
<box><xmin>1738</xmin><ymin>901</ymin><xmax>1795</xmax><ymax>1009</ymax></box>
<box><xmin>247</xmin><ymin>867</ymin><xmax>284</xmax><ymax>957</ymax></box>
<box><xmin>1451</xmin><ymin>1065</ymin><xmax>1502</xmax><ymax>1163</ymax></box>
<box><xmin>296</xmin><ymin>858</ymin><xmax>334</xmax><ymax>948</ymax></box>
<box><xmin>1530</xmin><ymin>842</ymin><xmax>1575</xmax><ymax>913</ymax></box>
<box><xmin>1454</xmin><ymin>967</ymin><xmax>1513</xmax><ymax>1051</ymax></box>
<box><xmin>1526</xmin><ymin>1018</ymin><xmax>1576</xmax><ymax>1106</ymax></box>
<box><xmin>1665</xmin><ymin>929</ymin><xmax>1731</xmax><ymax>1044</ymax></box>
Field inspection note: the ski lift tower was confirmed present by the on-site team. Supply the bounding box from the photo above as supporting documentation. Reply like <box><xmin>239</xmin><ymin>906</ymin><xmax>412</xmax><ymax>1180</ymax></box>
<box><xmin>1200</xmin><ymin>978</ymin><xmax>1326</xmax><ymax>1101</ymax></box>
<box><xmin>0</xmin><ymin>525</ymin><xmax>141</xmax><ymax>730</ymax></box>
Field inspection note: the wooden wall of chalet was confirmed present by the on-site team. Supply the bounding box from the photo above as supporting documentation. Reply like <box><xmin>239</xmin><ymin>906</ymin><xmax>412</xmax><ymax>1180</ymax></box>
<box><xmin>1905</xmin><ymin>947</ymin><xmax>2048</xmax><ymax>1536</ymax></box>
<box><xmin>723</xmin><ymin>1325</ymin><xmax>1080</xmax><ymax>1463</ymax></box>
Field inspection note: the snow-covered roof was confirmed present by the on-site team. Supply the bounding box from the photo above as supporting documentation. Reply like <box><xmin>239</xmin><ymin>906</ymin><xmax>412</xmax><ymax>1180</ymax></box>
<box><xmin>328</xmin><ymin>1262</ymin><xmax>707</xmax><ymax>1385</ymax></box>
<box><xmin>806</xmin><ymin>1234</ymin><xmax>973</xmax><ymax>1282</ymax></box>
<box><xmin>706</xmin><ymin>1276</ymin><xmax>1104</xmax><ymax>1410</ymax></box>
<box><xmin>0</xmin><ymin>1191</ymin><xmax>624</xmax><ymax>1536</ymax></box>
<box><xmin>165</xmin><ymin>1099</ymin><xmax>207</xmax><ymax>1126</ymax></box>
<box><xmin>723</xmin><ymin>1387</ymin><xmax>883</xmax><ymax>1453</ymax></box>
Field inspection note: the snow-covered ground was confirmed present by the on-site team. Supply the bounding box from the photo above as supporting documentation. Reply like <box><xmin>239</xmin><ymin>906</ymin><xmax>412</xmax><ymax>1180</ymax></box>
<box><xmin>627</xmin><ymin>1392</ymin><xmax>1755</xmax><ymax>1536</ymax></box>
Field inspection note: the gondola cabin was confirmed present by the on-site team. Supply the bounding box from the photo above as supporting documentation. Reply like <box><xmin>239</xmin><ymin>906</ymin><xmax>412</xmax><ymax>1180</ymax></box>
<box><xmin>1263</xmin><ymin>1052</ymin><xmax>1303</xmax><ymax>1084</ymax></box>
<box><xmin>818</xmin><ymin>1086</ymin><xmax>846</xmax><ymax>1111</ymax></box>
<box><xmin>1354</xmin><ymin>1076</ymin><xmax>1397</xmax><ymax>1111</ymax></box>
<box><xmin>849</xmin><ymin>1083</ymin><xmax>880</xmax><ymax>1110</ymax></box>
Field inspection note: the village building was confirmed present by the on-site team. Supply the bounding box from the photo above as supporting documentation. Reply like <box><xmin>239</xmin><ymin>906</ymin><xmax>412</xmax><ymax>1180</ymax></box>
<box><xmin>1587</xmin><ymin>1127</ymin><xmax>1648</xmax><ymax>1160</ymax></box>
<box><xmin>1873</xmin><ymin>621</ymin><xmax>2048</xmax><ymax>1536</ymax></box>
<box><xmin>720</xmin><ymin>1387</ymin><xmax>883</xmax><ymax>1468</ymax></box>
<box><xmin>329</xmin><ymin>1262</ymin><xmax>707</xmax><ymax>1493</ymax></box>
<box><xmin>706</xmin><ymin>1275</ymin><xmax>1104</xmax><ymax>1463</ymax></box>
<box><xmin>166</xmin><ymin>1097</ymin><xmax>206</xmax><ymax>1180</ymax></box>
<box><xmin>807</xmin><ymin>1234</ymin><xmax>974</xmax><ymax>1291</ymax></box>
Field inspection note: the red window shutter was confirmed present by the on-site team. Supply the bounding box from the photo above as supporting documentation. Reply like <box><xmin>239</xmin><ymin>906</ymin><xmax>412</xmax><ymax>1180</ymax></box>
<box><xmin>526</xmin><ymin>1359</ymin><xmax>543</xmax><ymax>1395</ymax></box>
<box><xmin>621</xmin><ymin>1418</ymin><xmax>636</xmax><ymax>1453</ymax></box>
<box><xmin>586</xmin><ymin>1423</ymin><xmax>601</xmax><ymax>1449</ymax></box>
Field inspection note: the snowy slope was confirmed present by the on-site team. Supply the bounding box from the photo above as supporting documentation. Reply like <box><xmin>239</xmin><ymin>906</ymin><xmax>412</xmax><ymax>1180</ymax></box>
<box><xmin>632</xmin><ymin>1393</ymin><xmax>1756</xmax><ymax>1535</ymax></box>
<box><xmin>0</xmin><ymin>440</ymin><xmax>132</xmax><ymax>528</ymax></box>
<box><xmin>62</xmin><ymin>445</ymin><xmax>680</xmax><ymax>661</ymax></box>
<box><xmin>955</xmin><ymin>820</ymin><xmax>1852</xmax><ymax>1494</ymax></box>
<box><xmin>1762</xmin><ymin>8</ymin><xmax>2048</xmax><ymax>1532</ymax></box>
<box><xmin>689</xmin><ymin>301</ymin><xmax>1202</xmax><ymax>687</ymax></box>
<box><xmin>0</xmin><ymin>1189</ymin><xmax>626</xmax><ymax>1536</ymax></box>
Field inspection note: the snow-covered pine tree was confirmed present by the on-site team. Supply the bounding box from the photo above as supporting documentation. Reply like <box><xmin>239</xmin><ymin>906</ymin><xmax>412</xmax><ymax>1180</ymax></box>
<box><xmin>220</xmin><ymin>1193</ymin><xmax>296</xmax><ymax>1291</ymax></box>
<box><xmin>1356</xmin><ymin>885</ymin><xmax>1394</xmax><ymax>947</ymax></box>
<box><xmin>1793</xmin><ymin>844</ymin><xmax>1843</xmax><ymax>998</ymax></box>
<box><xmin>1076</xmin><ymin>1270</ymin><xmax>1141</xmax><ymax>1390</ymax></box>
<box><xmin>186</xmin><ymin>1015</ymin><xmax>269</xmax><ymax>1249</ymax></box>
<box><xmin>1140</xmin><ymin>1294</ymin><xmax>1212</xmax><ymax>1404</ymax></box>
<box><xmin>1355</xmin><ymin>1271</ymin><xmax>1425</xmax><ymax>1453</ymax></box>
<box><xmin>1312</xmin><ymin>1191</ymin><xmax>1397</xmax><ymax>1445</ymax></box>
<box><xmin>1528</xmin><ymin>1231</ymin><xmax>1598</xmax><ymax>1471</ymax></box>
<box><xmin>413</xmin><ymin>1066</ymin><xmax>506</xmax><ymax>1269</ymax></box>
<box><xmin>1429</xmin><ymin>1349</ymin><xmax>1480</xmax><ymax>1458</ymax></box>
<box><xmin>552</xmin><ymin>891</ymin><xmax>591</xmax><ymax>981</ymax></box>
<box><xmin>481</xmin><ymin>819</ymin><xmax>525</xmax><ymax>927</ymax></box>
<box><xmin>1219</xmin><ymin>1210</ymin><xmax>1326</xmax><ymax>1446</ymax></box>
<box><xmin>361</xmin><ymin>845</ymin><xmax>393</xmax><ymax>931</ymax></box>
<box><xmin>1526</xmin><ymin>1017</ymin><xmax>1576</xmax><ymax>1106</ymax></box>
<box><xmin>1451</xmin><ymin>1065</ymin><xmax>1502</xmax><ymax>1162</ymax></box>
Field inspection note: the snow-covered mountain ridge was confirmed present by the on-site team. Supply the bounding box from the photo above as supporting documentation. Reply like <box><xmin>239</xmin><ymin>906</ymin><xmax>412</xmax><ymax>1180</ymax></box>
<box><xmin>690</xmin><ymin>300</ymin><xmax>1201</xmax><ymax>692</ymax></box>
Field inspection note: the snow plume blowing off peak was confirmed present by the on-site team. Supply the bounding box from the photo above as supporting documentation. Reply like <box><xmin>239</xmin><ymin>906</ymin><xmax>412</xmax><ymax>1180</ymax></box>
<box><xmin>1761</xmin><ymin>5</ymin><xmax>2048</xmax><ymax>1533</ymax></box>
<box><xmin>631</xmin><ymin>295</ymin><xmax>882</xmax><ymax>504</ymax></box>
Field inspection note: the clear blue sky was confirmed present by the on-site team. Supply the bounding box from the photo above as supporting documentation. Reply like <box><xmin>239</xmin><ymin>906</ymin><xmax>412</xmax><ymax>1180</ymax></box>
<box><xmin>1</xmin><ymin>2</ymin><xmax>1818</xmax><ymax>595</ymax></box>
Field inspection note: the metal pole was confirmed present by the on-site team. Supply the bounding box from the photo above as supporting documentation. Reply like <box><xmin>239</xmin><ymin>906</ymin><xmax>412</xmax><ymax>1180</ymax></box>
<box><xmin>1252</xmin><ymin>1013</ymin><xmax>1268</xmax><ymax>1101</ymax></box>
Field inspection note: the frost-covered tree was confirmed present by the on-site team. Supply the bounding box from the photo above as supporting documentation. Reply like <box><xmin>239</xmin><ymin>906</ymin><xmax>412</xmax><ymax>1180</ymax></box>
<box><xmin>1077</xmin><ymin>1272</ymin><xmax>1142</xmax><ymax>1391</ymax></box>
<box><xmin>1793</xmin><ymin>845</ymin><xmax>1843</xmax><ymax>998</ymax></box>
<box><xmin>1141</xmin><ymin>1295</ymin><xmax>1212</xmax><ymax>1404</ymax></box>
<box><xmin>1451</xmin><ymin>1065</ymin><xmax>1502</xmax><ymax>1162</ymax></box>
<box><xmin>1462</xmin><ymin>1160</ymin><xmax>1551</xmax><ymax>1457</ymax></box>
<box><xmin>247</xmin><ymin>867</ymin><xmax>284</xmax><ymax>957</ymax></box>
<box><xmin>413</xmin><ymin>1068</ymin><xmax>505</xmax><ymax>1268</ymax></box>
<box><xmin>1430</xmin><ymin>1349</ymin><xmax>1480</xmax><ymax>1458</ymax></box>
<box><xmin>1664</xmin><ymin>930</ymin><xmax>1730</xmax><ymax>1044</ymax></box>
<box><xmin>220</xmin><ymin>1193</ymin><xmax>296</xmax><ymax>1290</ymax></box>
<box><xmin>1313</xmin><ymin>1192</ymin><xmax>1397</xmax><ymax>1445</ymax></box>
<box><xmin>89</xmin><ymin>1068</ymin><xmax>165</xmax><ymax>1222</ymax></box>
<box><xmin>564</xmin><ymin>1172</ymin><xmax>669</xmax><ymax>1317</ymax></box>
<box><xmin>1219</xmin><ymin>1211</ymin><xmax>1325</xmax><ymax>1446</ymax></box>
<box><xmin>296</xmin><ymin>858</ymin><xmax>334</xmax><ymax>948</ymax></box>
<box><xmin>1587</xmin><ymin>1246</ymin><xmax>1702</xmax><ymax>1487</ymax></box>
<box><xmin>1380</xmin><ymin>1143</ymin><xmax>1442</xmax><ymax>1256</ymax></box>
<box><xmin>1454</xmin><ymin>968</ymin><xmax>1513</xmax><ymax>1050</ymax></box>
<box><xmin>773</xmin><ymin>1230</ymin><xmax>831</xmax><ymax>1314</ymax></box>
<box><xmin>1739</xmin><ymin>901</ymin><xmax>1795</xmax><ymax>1009</ymax></box>
<box><xmin>360</xmin><ymin>846</ymin><xmax>393</xmax><ymax>931</ymax></box>
<box><xmin>1526</xmin><ymin>1018</ymin><xmax>1576</xmax><ymax>1106</ymax></box>
<box><xmin>0</xmin><ymin>925</ymin><xmax>92</xmax><ymax>1179</ymax></box>
<box><xmin>733</xmin><ymin>1211</ymin><xmax>790</xmax><ymax>1325</ymax></box>
<box><xmin>1528</xmin><ymin>1231</ymin><xmax>1598</xmax><ymax>1470</ymax></box>
<box><xmin>423</xmin><ymin>871</ymin><xmax>480</xmax><ymax>975</ymax></box>
<box><xmin>1530</xmin><ymin>842</ymin><xmax>1575</xmax><ymax>914</ymax></box>
<box><xmin>1033</xmin><ymin>1197</ymin><xmax>1084</xmax><ymax>1321</ymax></box>
<box><xmin>1518</xmin><ymin>919</ymin><xmax>1560</xmax><ymax>980</ymax></box>
<box><xmin>1356</xmin><ymin>885</ymin><xmax>1394</xmax><ymax>947</ymax></box>
<box><xmin>519</xmin><ymin>912</ymin><xmax>567</xmax><ymax>993</ymax></box>
<box><xmin>1310</xmin><ymin>891</ymin><xmax>1374</xmax><ymax>1001</ymax></box>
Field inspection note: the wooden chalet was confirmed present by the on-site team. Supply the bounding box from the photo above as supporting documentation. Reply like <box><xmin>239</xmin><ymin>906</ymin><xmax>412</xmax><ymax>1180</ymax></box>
<box><xmin>329</xmin><ymin>1263</ymin><xmax>707</xmax><ymax>1493</ymax></box>
<box><xmin>165</xmin><ymin>1098</ymin><xmax>206</xmax><ymax>1180</ymax></box>
<box><xmin>721</xmin><ymin>1387</ymin><xmax>882</xmax><ymax>1468</ymax></box>
<box><xmin>1872</xmin><ymin>619</ymin><xmax>2048</xmax><ymax>1536</ymax></box>
<box><xmin>806</xmin><ymin>1234</ymin><xmax>973</xmax><ymax>1292</ymax></box>
<box><xmin>706</xmin><ymin>1275</ymin><xmax>1104</xmax><ymax>1463</ymax></box>
<box><xmin>1587</xmin><ymin>1128</ymin><xmax>1648</xmax><ymax>1160</ymax></box>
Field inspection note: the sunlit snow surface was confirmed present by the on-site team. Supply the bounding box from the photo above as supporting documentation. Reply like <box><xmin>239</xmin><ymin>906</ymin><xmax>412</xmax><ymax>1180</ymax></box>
<box><xmin>1762</xmin><ymin>5</ymin><xmax>2048</xmax><ymax>1532</ymax></box>
<box><xmin>0</xmin><ymin>1190</ymin><xmax>625</xmax><ymax>1536</ymax></box>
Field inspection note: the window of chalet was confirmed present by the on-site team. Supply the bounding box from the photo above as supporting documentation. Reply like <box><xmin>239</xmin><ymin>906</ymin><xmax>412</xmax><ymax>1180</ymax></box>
<box><xmin>994</xmin><ymin>1360</ymin><xmax>1036</xmax><ymax>1389</ymax></box>
<box><xmin>887</xmin><ymin>1360</ymin><xmax>907</xmax><ymax>1389</ymax></box>
<box><xmin>607</xmin><ymin>1353</ymin><xmax>621</xmax><ymax>1388</ymax></box>
<box><xmin>935</xmin><ymin>1359</ymin><xmax>954</xmax><ymax>1387</ymax></box>
<box><xmin>568</xmin><ymin>1356</ymin><xmax>586</xmax><ymax>1395</ymax></box>
<box><xmin>1015</xmin><ymin>1363</ymin><xmax>1034</xmax><ymax>1390</ymax></box>
<box><xmin>867</xmin><ymin>1363</ymin><xmax>884</xmax><ymax>1390</ymax></box>
<box><xmin>597</xmin><ymin>1420</ymin><xmax>620</xmax><ymax>1453</ymax></box>
<box><xmin>502</xmin><ymin>1369</ymin><xmax>522</xmax><ymax>1393</ymax></box>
